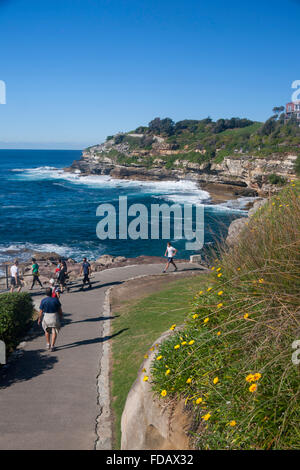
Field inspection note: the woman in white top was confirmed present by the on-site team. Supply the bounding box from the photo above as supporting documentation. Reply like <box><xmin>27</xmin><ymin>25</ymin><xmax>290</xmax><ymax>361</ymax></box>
<box><xmin>163</xmin><ymin>242</ymin><xmax>178</xmax><ymax>273</ymax></box>
<box><xmin>10</xmin><ymin>260</ymin><xmax>22</xmax><ymax>293</ymax></box>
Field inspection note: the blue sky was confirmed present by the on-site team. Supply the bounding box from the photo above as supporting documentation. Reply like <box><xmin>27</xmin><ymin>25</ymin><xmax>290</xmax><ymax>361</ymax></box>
<box><xmin>0</xmin><ymin>0</ymin><xmax>299</xmax><ymax>149</ymax></box>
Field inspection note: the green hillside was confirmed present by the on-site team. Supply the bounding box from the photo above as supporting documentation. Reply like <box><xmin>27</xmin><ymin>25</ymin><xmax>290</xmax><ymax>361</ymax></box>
<box><xmin>90</xmin><ymin>111</ymin><xmax>300</xmax><ymax>171</ymax></box>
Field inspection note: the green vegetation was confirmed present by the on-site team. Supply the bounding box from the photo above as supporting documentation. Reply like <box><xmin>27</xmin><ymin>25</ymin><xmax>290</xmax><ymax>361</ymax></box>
<box><xmin>151</xmin><ymin>182</ymin><xmax>300</xmax><ymax>449</ymax></box>
<box><xmin>93</xmin><ymin>108</ymin><xmax>300</xmax><ymax>170</ymax></box>
<box><xmin>110</xmin><ymin>275</ymin><xmax>208</xmax><ymax>449</ymax></box>
<box><xmin>0</xmin><ymin>293</ymin><xmax>34</xmax><ymax>355</ymax></box>
<box><xmin>268</xmin><ymin>173</ymin><xmax>286</xmax><ymax>185</ymax></box>
<box><xmin>296</xmin><ymin>155</ymin><xmax>300</xmax><ymax>176</ymax></box>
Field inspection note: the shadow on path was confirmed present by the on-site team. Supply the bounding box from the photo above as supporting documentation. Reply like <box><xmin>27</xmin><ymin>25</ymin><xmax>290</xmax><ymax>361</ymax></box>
<box><xmin>70</xmin><ymin>315</ymin><xmax>118</xmax><ymax>325</ymax></box>
<box><xmin>0</xmin><ymin>349</ymin><xmax>58</xmax><ymax>390</ymax></box>
<box><xmin>55</xmin><ymin>328</ymin><xmax>129</xmax><ymax>351</ymax></box>
<box><xmin>69</xmin><ymin>280</ymin><xmax>122</xmax><ymax>293</ymax></box>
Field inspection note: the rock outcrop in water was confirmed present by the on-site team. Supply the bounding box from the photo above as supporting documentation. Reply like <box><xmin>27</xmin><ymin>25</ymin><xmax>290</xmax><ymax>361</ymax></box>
<box><xmin>65</xmin><ymin>134</ymin><xmax>297</xmax><ymax>198</ymax></box>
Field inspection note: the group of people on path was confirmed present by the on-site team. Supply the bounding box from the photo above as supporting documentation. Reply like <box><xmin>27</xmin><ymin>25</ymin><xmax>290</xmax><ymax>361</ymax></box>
<box><xmin>9</xmin><ymin>257</ymin><xmax>92</xmax><ymax>294</ymax></box>
<box><xmin>8</xmin><ymin>256</ymin><xmax>93</xmax><ymax>351</ymax></box>
<box><xmin>8</xmin><ymin>242</ymin><xmax>178</xmax><ymax>351</ymax></box>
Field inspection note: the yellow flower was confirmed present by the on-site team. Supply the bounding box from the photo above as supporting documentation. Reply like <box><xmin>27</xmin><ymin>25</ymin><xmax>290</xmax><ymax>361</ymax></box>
<box><xmin>192</xmin><ymin>314</ymin><xmax>199</xmax><ymax>319</ymax></box>
<box><xmin>199</xmin><ymin>291</ymin><xmax>203</xmax><ymax>295</ymax></box>
<box><xmin>204</xmin><ymin>317</ymin><xmax>209</xmax><ymax>323</ymax></box>
<box><xmin>142</xmin><ymin>368</ymin><xmax>146</xmax><ymax>372</ymax></box>
<box><xmin>165</xmin><ymin>369</ymin><xmax>171</xmax><ymax>376</ymax></box>
<box><xmin>150</xmin><ymin>347</ymin><xmax>154</xmax><ymax>351</ymax></box>
<box><xmin>216</xmin><ymin>267</ymin><xmax>221</xmax><ymax>272</ymax></box>
<box><xmin>170</xmin><ymin>324</ymin><xmax>176</xmax><ymax>330</ymax></box>
<box><xmin>143</xmin><ymin>376</ymin><xmax>149</xmax><ymax>382</ymax></box>
<box><xmin>207</xmin><ymin>287</ymin><xmax>212</xmax><ymax>292</ymax></box>
<box><xmin>196</xmin><ymin>397</ymin><xmax>203</xmax><ymax>404</ymax></box>
<box><xmin>144</xmin><ymin>354</ymin><xmax>148</xmax><ymax>359</ymax></box>
<box><xmin>229</xmin><ymin>420</ymin><xmax>236</xmax><ymax>427</ymax></box>
<box><xmin>186</xmin><ymin>378</ymin><xmax>192</xmax><ymax>384</ymax></box>
<box><xmin>244</xmin><ymin>313</ymin><xmax>249</xmax><ymax>319</ymax></box>
<box><xmin>217</xmin><ymin>273</ymin><xmax>223</xmax><ymax>278</ymax></box>
<box><xmin>249</xmin><ymin>383</ymin><xmax>257</xmax><ymax>393</ymax></box>
<box><xmin>174</xmin><ymin>344</ymin><xmax>180</xmax><ymax>350</ymax></box>
<box><xmin>181</xmin><ymin>341</ymin><xmax>187</xmax><ymax>346</ymax></box>
<box><xmin>217</xmin><ymin>331</ymin><xmax>221</xmax><ymax>336</ymax></box>
<box><xmin>202</xmin><ymin>413</ymin><xmax>211</xmax><ymax>421</ymax></box>
<box><xmin>217</xmin><ymin>303</ymin><xmax>223</xmax><ymax>308</ymax></box>
<box><xmin>213</xmin><ymin>377</ymin><xmax>219</xmax><ymax>384</ymax></box>
<box><xmin>218</xmin><ymin>290</ymin><xmax>223</xmax><ymax>296</ymax></box>
<box><xmin>245</xmin><ymin>374</ymin><xmax>254</xmax><ymax>383</ymax></box>
<box><xmin>252</xmin><ymin>373</ymin><xmax>262</xmax><ymax>381</ymax></box>
<box><xmin>161</xmin><ymin>390</ymin><xmax>167</xmax><ymax>397</ymax></box>
<box><xmin>237</xmin><ymin>267</ymin><xmax>241</xmax><ymax>271</ymax></box>
<box><xmin>188</xmin><ymin>340</ymin><xmax>195</xmax><ymax>345</ymax></box>
<box><xmin>211</xmin><ymin>266</ymin><xmax>215</xmax><ymax>271</ymax></box>
<box><xmin>258</xmin><ymin>278</ymin><xmax>264</xmax><ymax>284</ymax></box>
<box><xmin>156</xmin><ymin>355</ymin><xmax>163</xmax><ymax>361</ymax></box>
<box><xmin>272</xmin><ymin>202</ymin><xmax>275</xmax><ymax>206</ymax></box>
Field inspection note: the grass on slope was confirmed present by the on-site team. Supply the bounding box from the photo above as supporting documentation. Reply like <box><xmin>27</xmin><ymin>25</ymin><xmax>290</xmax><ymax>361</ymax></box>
<box><xmin>151</xmin><ymin>180</ymin><xmax>300</xmax><ymax>450</ymax></box>
<box><xmin>110</xmin><ymin>274</ymin><xmax>209</xmax><ymax>449</ymax></box>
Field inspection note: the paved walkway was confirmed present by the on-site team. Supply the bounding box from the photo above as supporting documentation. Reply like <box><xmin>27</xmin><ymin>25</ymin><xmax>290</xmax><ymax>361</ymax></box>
<box><xmin>0</xmin><ymin>263</ymin><xmax>203</xmax><ymax>450</ymax></box>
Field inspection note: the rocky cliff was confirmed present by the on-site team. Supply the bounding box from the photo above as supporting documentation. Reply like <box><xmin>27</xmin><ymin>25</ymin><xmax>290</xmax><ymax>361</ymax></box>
<box><xmin>65</xmin><ymin>134</ymin><xmax>297</xmax><ymax>197</ymax></box>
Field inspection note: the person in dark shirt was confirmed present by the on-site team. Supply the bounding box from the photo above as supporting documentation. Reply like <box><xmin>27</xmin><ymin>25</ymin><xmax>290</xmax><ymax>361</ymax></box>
<box><xmin>80</xmin><ymin>257</ymin><xmax>92</xmax><ymax>290</ymax></box>
<box><xmin>38</xmin><ymin>288</ymin><xmax>63</xmax><ymax>351</ymax></box>
<box><xmin>57</xmin><ymin>259</ymin><xmax>69</xmax><ymax>293</ymax></box>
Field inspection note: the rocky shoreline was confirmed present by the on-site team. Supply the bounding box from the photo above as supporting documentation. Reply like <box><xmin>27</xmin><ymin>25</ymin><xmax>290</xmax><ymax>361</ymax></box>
<box><xmin>64</xmin><ymin>144</ymin><xmax>297</xmax><ymax>201</ymax></box>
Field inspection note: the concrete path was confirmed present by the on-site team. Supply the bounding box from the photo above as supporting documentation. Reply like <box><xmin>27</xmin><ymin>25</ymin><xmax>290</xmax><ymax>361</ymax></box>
<box><xmin>0</xmin><ymin>263</ymin><xmax>203</xmax><ymax>450</ymax></box>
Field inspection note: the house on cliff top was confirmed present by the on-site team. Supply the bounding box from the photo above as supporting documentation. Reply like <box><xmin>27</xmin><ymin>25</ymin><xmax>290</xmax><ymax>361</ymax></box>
<box><xmin>285</xmin><ymin>101</ymin><xmax>300</xmax><ymax>123</ymax></box>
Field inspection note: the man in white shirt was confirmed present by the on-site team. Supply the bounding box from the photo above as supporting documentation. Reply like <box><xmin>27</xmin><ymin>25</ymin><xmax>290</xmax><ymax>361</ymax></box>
<box><xmin>163</xmin><ymin>242</ymin><xmax>178</xmax><ymax>273</ymax></box>
<box><xmin>10</xmin><ymin>260</ymin><xmax>22</xmax><ymax>293</ymax></box>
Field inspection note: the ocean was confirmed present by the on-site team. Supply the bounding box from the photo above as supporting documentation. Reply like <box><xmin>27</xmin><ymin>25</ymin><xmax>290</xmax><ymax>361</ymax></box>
<box><xmin>0</xmin><ymin>149</ymin><xmax>250</xmax><ymax>268</ymax></box>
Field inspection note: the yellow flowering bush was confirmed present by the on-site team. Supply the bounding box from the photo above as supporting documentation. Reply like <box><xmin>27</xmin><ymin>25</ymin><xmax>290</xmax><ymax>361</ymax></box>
<box><xmin>151</xmin><ymin>184</ymin><xmax>300</xmax><ymax>450</ymax></box>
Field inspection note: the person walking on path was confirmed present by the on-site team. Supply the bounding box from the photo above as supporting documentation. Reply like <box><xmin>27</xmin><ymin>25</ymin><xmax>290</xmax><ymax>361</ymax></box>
<box><xmin>38</xmin><ymin>287</ymin><xmax>63</xmax><ymax>352</ymax></box>
<box><xmin>49</xmin><ymin>278</ymin><xmax>60</xmax><ymax>298</ymax></box>
<box><xmin>57</xmin><ymin>259</ymin><xmax>69</xmax><ymax>293</ymax></box>
<box><xmin>80</xmin><ymin>257</ymin><xmax>92</xmax><ymax>290</ymax></box>
<box><xmin>30</xmin><ymin>257</ymin><xmax>43</xmax><ymax>290</ymax></box>
<box><xmin>163</xmin><ymin>242</ymin><xmax>178</xmax><ymax>273</ymax></box>
<box><xmin>10</xmin><ymin>259</ymin><xmax>22</xmax><ymax>293</ymax></box>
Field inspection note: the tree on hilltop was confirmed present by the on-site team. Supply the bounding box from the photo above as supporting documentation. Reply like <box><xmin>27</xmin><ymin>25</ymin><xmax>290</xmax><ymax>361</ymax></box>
<box><xmin>148</xmin><ymin>117</ymin><xmax>175</xmax><ymax>136</ymax></box>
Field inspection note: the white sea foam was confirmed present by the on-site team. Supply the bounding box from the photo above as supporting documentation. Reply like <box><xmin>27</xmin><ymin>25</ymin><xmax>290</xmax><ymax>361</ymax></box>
<box><xmin>10</xmin><ymin>165</ymin><xmax>258</xmax><ymax>214</ymax></box>
<box><xmin>11</xmin><ymin>166</ymin><xmax>211</xmax><ymax>202</ymax></box>
<box><xmin>0</xmin><ymin>242</ymin><xmax>105</xmax><ymax>264</ymax></box>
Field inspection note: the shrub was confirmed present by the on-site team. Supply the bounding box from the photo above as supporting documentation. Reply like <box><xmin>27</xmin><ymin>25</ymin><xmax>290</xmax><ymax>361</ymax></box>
<box><xmin>295</xmin><ymin>155</ymin><xmax>300</xmax><ymax>176</ymax></box>
<box><xmin>268</xmin><ymin>173</ymin><xmax>286</xmax><ymax>185</ymax></box>
<box><xmin>151</xmin><ymin>182</ymin><xmax>300</xmax><ymax>449</ymax></box>
<box><xmin>0</xmin><ymin>293</ymin><xmax>34</xmax><ymax>354</ymax></box>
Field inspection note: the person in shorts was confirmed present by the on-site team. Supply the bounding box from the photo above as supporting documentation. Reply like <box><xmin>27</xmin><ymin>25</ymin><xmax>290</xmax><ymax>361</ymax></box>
<box><xmin>38</xmin><ymin>287</ymin><xmax>63</xmax><ymax>352</ymax></box>
<box><xmin>163</xmin><ymin>242</ymin><xmax>178</xmax><ymax>273</ymax></box>
<box><xmin>10</xmin><ymin>260</ymin><xmax>22</xmax><ymax>293</ymax></box>
<box><xmin>80</xmin><ymin>257</ymin><xmax>92</xmax><ymax>290</ymax></box>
